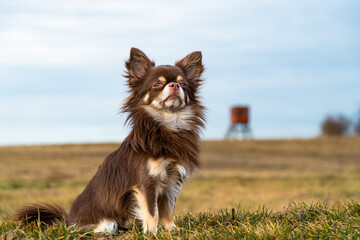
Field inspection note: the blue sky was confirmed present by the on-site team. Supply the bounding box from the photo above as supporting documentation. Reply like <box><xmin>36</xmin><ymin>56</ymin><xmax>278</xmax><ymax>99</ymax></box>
<box><xmin>0</xmin><ymin>0</ymin><xmax>359</xmax><ymax>145</ymax></box>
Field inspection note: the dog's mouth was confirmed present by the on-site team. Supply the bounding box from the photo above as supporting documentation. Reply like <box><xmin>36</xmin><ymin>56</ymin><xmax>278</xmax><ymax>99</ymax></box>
<box><xmin>166</xmin><ymin>95</ymin><xmax>179</xmax><ymax>100</ymax></box>
<box><xmin>160</xmin><ymin>94</ymin><xmax>180</xmax><ymax>105</ymax></box>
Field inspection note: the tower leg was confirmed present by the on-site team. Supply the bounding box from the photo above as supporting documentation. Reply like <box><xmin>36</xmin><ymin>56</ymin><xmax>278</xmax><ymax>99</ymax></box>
<box><xmin>225</xmin><ymin>125</ymin><xmax>235</xmax><ymax>139</ymax></box>
<box><xmin>225</xmin><ymin>124</ymin><xmax>252</xmax><ymax>140</ymax></box>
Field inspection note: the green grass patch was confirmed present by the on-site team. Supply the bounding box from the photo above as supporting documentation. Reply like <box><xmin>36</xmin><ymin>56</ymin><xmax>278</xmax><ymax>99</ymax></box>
<box><xmin>1</xmin><ymin>201</ymin><xmax>360</xmax><ymax>239</ymax></box>
<box><xmin>0</xmin><ymin>181</ymin><xmax>24</xmax><ymax>190</ymax></box>
<box><xmin>0</xmin><ymin>180</ymin><xmax>87</xmax><ymax>191</ymax></box>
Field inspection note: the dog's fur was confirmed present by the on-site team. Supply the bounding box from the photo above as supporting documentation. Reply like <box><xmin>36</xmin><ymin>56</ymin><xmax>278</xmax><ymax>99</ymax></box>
<box><xmin>15</xmin><ymin>48</ymin><xmax>205</xmax><ymax>234</ymax></box>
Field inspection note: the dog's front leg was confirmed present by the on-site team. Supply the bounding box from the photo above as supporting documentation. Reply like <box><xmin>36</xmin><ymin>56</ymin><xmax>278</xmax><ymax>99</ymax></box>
<box><xmin>158</xmin><ymin>165</ymin><xmax>187</xmax><ymax>230</ymax></box>
<box><xmin>133</xmin><ymin>186</ymin><xmax>159</xmax><ymax>233</ymax></box>
<box><xmin>158</xmin><ymin>194</ymin><xmax>176</xmax><ymax>230</ymax></box>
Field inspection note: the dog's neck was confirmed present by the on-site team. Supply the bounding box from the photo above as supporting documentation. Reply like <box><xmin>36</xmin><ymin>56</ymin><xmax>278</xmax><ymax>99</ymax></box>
<box><xmin>142</xmin><ymin>105</ymin><xmax>194</xmax><ymax>131</ymax></box>
<box><xmin>124</xmin><ymin>106</ymin><xmax>204</xmax><ymax>172</ymax></box>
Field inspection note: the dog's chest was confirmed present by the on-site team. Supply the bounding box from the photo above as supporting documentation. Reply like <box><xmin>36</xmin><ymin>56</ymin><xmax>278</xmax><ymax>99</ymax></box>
<box><xmin>147</xmin><ymin>158</ymin><xmax>188</xmax><ymax>195</ymax></box>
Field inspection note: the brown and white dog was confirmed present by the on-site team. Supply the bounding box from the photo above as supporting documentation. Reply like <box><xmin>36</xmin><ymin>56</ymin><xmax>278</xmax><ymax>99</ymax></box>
<box><xmin>15</xmin><ymin>48</ymin><xmax>205</xmax><ymax>234</ymax></box>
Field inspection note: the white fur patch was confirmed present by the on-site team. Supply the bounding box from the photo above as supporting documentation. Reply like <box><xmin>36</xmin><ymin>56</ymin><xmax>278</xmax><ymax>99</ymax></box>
<box><xmin>164</xmin><ymin>98</ymin><xmax>181</xmax><ymax>108</ymax></box>
<box><xmin>143</xmin><ymin>105</ymin><xmax>194</xmax><ymax>131</ymax></box>
<box><xmin>94</xmin><ymin>219</ymin><xmax>118</xmax><ymax>235</ymax></box>
<box><xmin>165</xmin><ymin>164</ymin><xmax>187</xmax><ymax>208</ymax></box>
<box><xmin>147</xmin><ymin>158</ymin><xmax>171</xmax><ymax>180</ymax></box>
<box><xmin>149</xmin><ymin>84</ymin><xmax>186</xmax><ymax>109</ymax></box>
<box><xmin>177</xmin><ymin>165</ymin><xmax>188</xmax><ymax>181</ymax></box>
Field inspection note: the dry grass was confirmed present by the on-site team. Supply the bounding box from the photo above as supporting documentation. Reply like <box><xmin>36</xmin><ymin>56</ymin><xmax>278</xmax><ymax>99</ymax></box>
<box><xmin>1</xmin><ymin>137</ymin><xmax>360</xmax><ymax>216</ymax></box>
<box><xmin>2</xmin><ymin>201</ymin><xmax>360</xmax><ymax>239</ymax></box>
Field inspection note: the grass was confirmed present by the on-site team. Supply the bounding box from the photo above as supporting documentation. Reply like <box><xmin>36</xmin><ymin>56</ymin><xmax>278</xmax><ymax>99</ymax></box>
<box><xmin>1</xmin><ymin>201</ymin><xmax>360</xmax><ymax>239</ymax></box>
<box><xmin>1</xmin><ymin>137</ymin><xmax>360</xmax><ymax>238</ymax></box>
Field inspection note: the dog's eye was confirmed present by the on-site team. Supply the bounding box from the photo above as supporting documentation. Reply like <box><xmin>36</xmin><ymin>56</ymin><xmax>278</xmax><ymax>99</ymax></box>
<box><xmin>153</xmin><ymin>83</ymin><xmax>163</xmax><ymax>88</ymax></box>
<box><xmin>180</xmin><ymin>82</ymin><xmax>187</xmax><ymax>87</ymax></box>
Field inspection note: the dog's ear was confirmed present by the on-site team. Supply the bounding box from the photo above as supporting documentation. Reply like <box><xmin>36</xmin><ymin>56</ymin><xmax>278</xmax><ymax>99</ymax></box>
<box><xmin>175</xmin><ymin>51</ymin><xmax>204</xmax><ymax>82</ymax></box>
<box><xmin>125</xmin><ymin>48</ymin><xmax>155</xmax><ymax>88</ymax></box>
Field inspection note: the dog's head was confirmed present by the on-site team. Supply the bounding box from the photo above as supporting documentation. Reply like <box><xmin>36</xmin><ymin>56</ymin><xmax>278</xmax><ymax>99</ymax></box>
<box><xmin>123</xmin><ymin>48</ymin><xmax>205</xmax><ymax>131</ymax></box>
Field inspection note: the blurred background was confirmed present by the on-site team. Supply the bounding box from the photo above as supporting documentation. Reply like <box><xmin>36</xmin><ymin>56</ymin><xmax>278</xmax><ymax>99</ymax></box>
<box><xmin>0</xmin><ymin>0</ymin><xmax>360</xmax><ymax>214</ymax></box>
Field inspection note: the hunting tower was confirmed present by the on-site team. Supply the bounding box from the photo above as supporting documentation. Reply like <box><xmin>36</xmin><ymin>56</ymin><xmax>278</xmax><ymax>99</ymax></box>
<box><xmin>225</xmin><ymin>106</ymin><xmax>252</xmax><ymax>139</ymax></box>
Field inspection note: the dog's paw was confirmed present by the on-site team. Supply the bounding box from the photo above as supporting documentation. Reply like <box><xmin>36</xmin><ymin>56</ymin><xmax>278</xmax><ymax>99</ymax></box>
<box><xmin>163</xmin><ymin>221</ymin><xmax>178</xmax><ymax>231</ymax></box>
<box><xmin>94</xmin><ymin>219</ymin><xmax>118</xmax><ymax>235</ymax></box>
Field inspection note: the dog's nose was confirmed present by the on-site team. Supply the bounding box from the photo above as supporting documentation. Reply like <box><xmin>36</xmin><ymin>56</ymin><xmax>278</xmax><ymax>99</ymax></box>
<box><xmin>168</xmin><ymin>82</ymin><xmax>180</xmax><ymax>89</ymax></box>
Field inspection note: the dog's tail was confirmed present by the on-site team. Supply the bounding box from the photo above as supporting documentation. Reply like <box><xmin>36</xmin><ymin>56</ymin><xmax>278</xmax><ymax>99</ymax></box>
<box><xmin>15</xmin><ymin>203</ymin><xmax>67</xmax><ymax>225</ymax></box>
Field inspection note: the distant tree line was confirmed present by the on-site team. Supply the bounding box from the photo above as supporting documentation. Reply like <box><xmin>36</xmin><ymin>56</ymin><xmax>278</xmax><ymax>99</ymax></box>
<box><xmin>321</xmin><ymin>108</ymin><xmax>360</xmax><ymax>136</ymax></box>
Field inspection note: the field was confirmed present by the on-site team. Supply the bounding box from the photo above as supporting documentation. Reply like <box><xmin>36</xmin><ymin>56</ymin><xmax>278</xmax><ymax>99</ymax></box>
<box><xmin>1</xmin><ymin>137</ymin><xmax>360</xmax><ymax>238</ymax></box>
